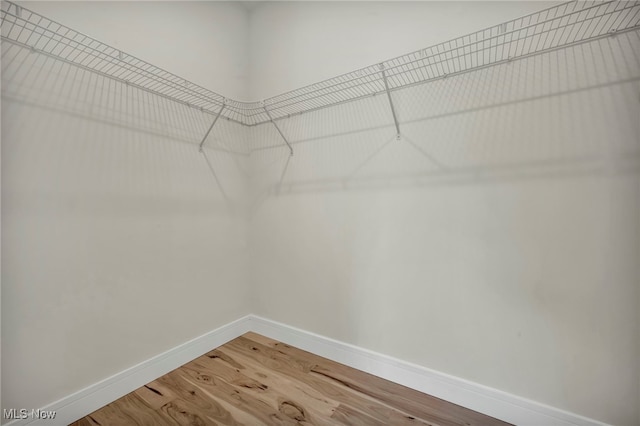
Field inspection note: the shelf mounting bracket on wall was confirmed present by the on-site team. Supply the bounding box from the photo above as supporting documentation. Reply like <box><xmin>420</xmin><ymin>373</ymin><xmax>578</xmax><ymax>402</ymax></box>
<box><xmin>199</xmin><ymin>99</ymin><xmax>226</xmax><ymax>152</ymax></box>
<box><xmin>263</xmin><ymin>103</ymin><xmax>293</xmax><ymax>156</ymax></box>
<box><xmin>380</xmin><ymin>63</ymin><xmax>401</xmax><ymax>141</ymax></box>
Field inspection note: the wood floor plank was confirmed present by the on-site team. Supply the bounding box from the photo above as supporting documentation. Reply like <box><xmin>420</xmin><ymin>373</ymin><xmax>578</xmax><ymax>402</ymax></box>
<box><xmin>225</xmin><ymin>337</ymin><xmax>444</xmax><ymax>424</ymax></box>
<box><xmin>234</xmin><ymin>335</ymin><xmax>508</xmax><ymax>426</ymax></box>
<box><xmin>71</xmin><ymin>333</ymin><xmax>511</xmax><ymax>426</ymax></box>
<box><xmin>222</xmin><ymin>337</ymin><xmax>447</xmax><ymax>425</ymax></box>
<box><xmin>191</xmin><ymin>354</ymin><xmax>340</xmax><ymax>422</ymax></box>
<box><xmin>329</xmin><ymin>404</ymin><xmax>389</xmax><ymax>426</ymax></box>
<box><xmin>170</xmin><ymin>363</ymin><xmax>298</xmax><ymax>425</ymax></box>
<box><xmin>242</xmin><ymin>332</ymin><xmax>281</xmax><ymax>347</ymax></box>
<box><xmin>69</xmin><ymin>418</ymin><xmax>95</xmax><ymax>426</ymax></box>
<box><xmin>133</xmin><ymin>384</ymin><xmax>175</xmax><ymax>410</ymax></box>
<box><xmin>154</xmin><ymin>369</ymin><xmax>243</xmax><ymax>425</ymax></box>
<box><xmin>158</xmin><ymin>398</ymin><xmax>210</xmax><ymax>426</ymax></box>
<box><xmin>86</xmin><ymin>393</ymin><xmax>176</xmax><ymax>426</ymax></box>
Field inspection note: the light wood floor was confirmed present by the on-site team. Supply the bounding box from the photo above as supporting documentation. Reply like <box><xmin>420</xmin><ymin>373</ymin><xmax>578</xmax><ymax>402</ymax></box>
<box><xmin>70</xmin><ymin>332</ymin><xmax>510</xmax><ymax>426</ymax></box>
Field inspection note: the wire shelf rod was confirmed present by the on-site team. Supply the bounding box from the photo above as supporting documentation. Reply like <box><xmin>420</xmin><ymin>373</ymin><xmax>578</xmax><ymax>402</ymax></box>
<box><xmin>258</xmin><ymin>2</ymin><xmax>639</xmax><ymax>114</ymax></box>
<box><xmin>2</xmin><ymin>0</ymin><xmax>639</xmax><ymax>126</ymax></box>
<box><xmin>0</xmin><ymin>2</ymin><xmax>242</xmax><ymax>111</ymax></box>
<box><xmin>247</xmin><ymin>26</ymin><xmax>640</xmax><ymax>128</ymax></box>
<box><xmin>259</xmin><ymin>1</ymin><xmax>636</xmax><ymax>113</ymax></box>
<box><xmin>1</xmin><ymin>36</ymin><xmax>246</xmax><ymax>126</ymax></box>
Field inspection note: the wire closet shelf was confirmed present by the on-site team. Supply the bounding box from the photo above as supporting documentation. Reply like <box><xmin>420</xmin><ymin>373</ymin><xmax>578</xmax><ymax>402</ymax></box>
<box><xmin>1</xmin><ymin>0</ymin><xmax>639</xmax><ymax>126</ymax></box>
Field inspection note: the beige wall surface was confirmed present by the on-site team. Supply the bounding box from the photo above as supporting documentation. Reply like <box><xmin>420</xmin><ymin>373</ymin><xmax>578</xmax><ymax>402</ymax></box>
<box><xmin>1</xmin><ymin>1</ymin><xmax>251</xmax><ymax>417</ymax></box>
<box><xmin>247</xmin><ymin>3</ymin><xmax>640</xmax><ymax>423</ymax></box>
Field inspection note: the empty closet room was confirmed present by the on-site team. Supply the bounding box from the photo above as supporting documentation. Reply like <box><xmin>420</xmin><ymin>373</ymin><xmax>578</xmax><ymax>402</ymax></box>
<box><xmin>1</xmin><ymin>0</ymin><xmax>639</xmax><ymax>425</ymax></box>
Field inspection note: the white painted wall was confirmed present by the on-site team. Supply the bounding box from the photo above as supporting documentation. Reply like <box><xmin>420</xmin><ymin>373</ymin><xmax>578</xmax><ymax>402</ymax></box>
<box><xmin>1</xmin><ymin>1</ymin><xmax>250</xmax><ymax>420</ymax></box>
<box><xmin>246</xmin><ymin>3</ymin><xmax>640</xmax><ymax>425</ymax></box>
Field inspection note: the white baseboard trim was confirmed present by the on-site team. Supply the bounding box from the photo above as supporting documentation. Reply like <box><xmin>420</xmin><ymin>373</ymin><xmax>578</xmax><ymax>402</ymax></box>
<box><xmin>249</xmin><ymin>315</ymin><xmax>609</xmax><ymax>426</ymax></box>
<box><xmin>6</xmin><ymin>314</ymin><xmax>608</xmax><ymax>426</ymax></box>
<box><xmin>4</xmin><ymin>315</ymin><xmax>253</xmax><ymax>426</ymax></box>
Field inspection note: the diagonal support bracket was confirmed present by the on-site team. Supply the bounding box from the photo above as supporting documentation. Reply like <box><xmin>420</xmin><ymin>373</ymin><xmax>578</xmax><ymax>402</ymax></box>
<box><xmin>199</xmin><ymin>99</ymin><xmax>226</xmax><ymax>152</ymax></box>
<box><xmin>263</xmin><ymin>104</ymin><xmax>293</xmax><ymax>156</ymax></box>
<box><xmin>380</xmin><ymin>63</ymin><xmax>401</xmax><ymax>140</ymax></box>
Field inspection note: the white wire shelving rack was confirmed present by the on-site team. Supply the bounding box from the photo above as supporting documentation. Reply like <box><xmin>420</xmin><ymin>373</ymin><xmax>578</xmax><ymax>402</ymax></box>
<box><xmin>2</xmin><ymin>0</ymin><xmax>640</xmax><ymax>127</ymax></box>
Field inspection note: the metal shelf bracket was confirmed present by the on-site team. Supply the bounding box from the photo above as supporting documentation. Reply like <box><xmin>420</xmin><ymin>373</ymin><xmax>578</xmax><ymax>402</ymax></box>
<box><xmin>263</xmin><ymin>103</ymin><xmax>294</xmax><ymax>156</ymax></box>
<box><xmin>199</xmin><ymin>99</ymin><xmax>226</xmax><ymax>152</ymax></box>
<box><xmin>380</xmin><ymin>63</ymin><xmax>401</xmax><ymax>140</ymax></box>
